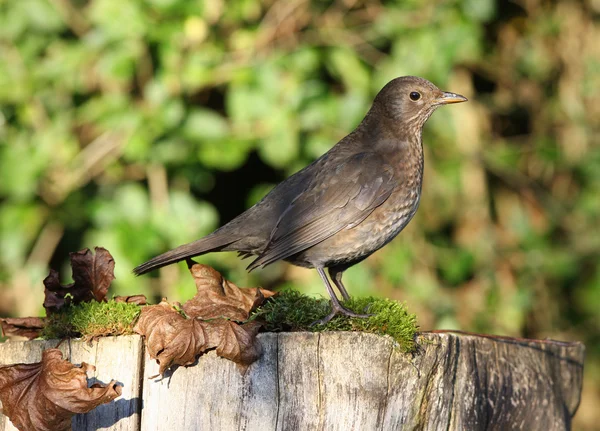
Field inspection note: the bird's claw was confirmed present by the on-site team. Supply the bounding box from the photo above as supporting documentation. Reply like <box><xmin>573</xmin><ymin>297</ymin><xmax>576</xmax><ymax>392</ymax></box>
<box><xmin>310</xmin><ymin>302</ymin><xmax>373</xmax><ymax>326</ymax></box>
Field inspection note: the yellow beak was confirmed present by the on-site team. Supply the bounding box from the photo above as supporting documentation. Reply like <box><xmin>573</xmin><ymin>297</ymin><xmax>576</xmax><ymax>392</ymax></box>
<box><xmin>437</xmin><ymin>92</ymin><xmax>468</xmax><ymax>104</ymax></box>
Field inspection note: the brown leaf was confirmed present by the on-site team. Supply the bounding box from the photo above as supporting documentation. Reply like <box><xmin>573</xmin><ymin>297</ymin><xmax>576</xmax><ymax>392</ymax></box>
<box><xmin>135</xmin><ymin>299</ymin><xmax>264</xmax><ymax>375</ymax></box>
<box><xmin>182</xmin><ymin>263</ymin><xmax>276</xmax><ymax>320</ymax></box>
<box><xmin>134</xmin><ymin>266</ymin><xmax>271</xmax><ymax>374</ymax></box>
<box><xmin>70</xmin><ymin>247</ymin><xmax>115</xmax><ymax>302</ymax></box>
<box><xmin>134</xmin><ymin>301</ymin><xmax>209</xmax><ymax>374</ymax></box>
<box><xmin>212</xmin><ymin>320</ymin><xmax>263</xmax><ymax>365</ymax></box>
<box><xmin>0</xmin><ymin>317</ymin><xmax>46</xmax><ymax>340</ymax></box>
<box><xmin>43</xmin><ymin>247</ymin><xmax>115</xmax><ymax>313</ymax></box>
<box><xmin>114</xmin><ymin>294</ymin><xmax>147</xmax><ymax>305</ymax></box>
<box><xmin>0</xmin><ymin>349</ymin><xmax>121</xmax><ymax>431</ymax></box>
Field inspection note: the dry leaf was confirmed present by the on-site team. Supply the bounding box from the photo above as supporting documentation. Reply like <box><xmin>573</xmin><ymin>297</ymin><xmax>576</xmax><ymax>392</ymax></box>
<box><xmin>114</xmin><ymin>294</ymin><xmax>147</xmax><ymax>305</ymax></box>
<box><xmin>134</xmin><ymin>265</ymin><xmax>274</xmax><ymax>374</ymax></box>
<box><xmin>0</xmin><ymin>349</ymin><xmax>121</xmax><ymax>431</ymax></box>
<box><xmin>213</xmin><ymin>320</ymin><xmax>263</xmax><ymax>365</ymax></box>
<box><xmin>133</xmin><ymin>301</ymin><xmax>208</xmax><ymax>374</ymax></box>
<box><xmin>0</xmin><ymin>317</ymin><xmax>46</xmax><ymax>340</ymax></box>
<box><xmin>43</xmin><ymin>247</ymin><xmax>115</xmax><ymax>313</ymax></box>
<box><xmin>134</xmin><ymin>302</ymin><xmax>263</xmax><ymax>374</ymax></box>
<box><xmin>182</xmin><ymin>262</ymin><xmax>276</xmax><ymax>320</ymax></box>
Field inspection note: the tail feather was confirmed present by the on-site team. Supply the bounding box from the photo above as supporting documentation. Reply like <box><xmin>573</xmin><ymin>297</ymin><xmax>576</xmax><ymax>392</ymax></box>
<box><xmin>133</xmin><ymin>234</ymin><xmax>236</xmax><ymax>275</ymax></box>
<box><xmin>237</xmin><ymin>251</ymin><xmax>254</xmax><ymax>260</ymax></box>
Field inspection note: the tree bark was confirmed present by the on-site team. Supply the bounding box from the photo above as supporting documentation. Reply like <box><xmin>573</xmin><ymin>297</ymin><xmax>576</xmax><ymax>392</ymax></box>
<box><xmin>0</xmin><ymin>331</ymin><xmax>584</xmax><ymax>430</ymax></box>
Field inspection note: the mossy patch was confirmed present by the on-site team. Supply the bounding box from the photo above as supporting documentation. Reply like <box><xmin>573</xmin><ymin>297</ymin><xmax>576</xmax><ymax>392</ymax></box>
<box><xmin>39</xmin><ymin>291</ymin><xmax>418</xmax><ymax>352</ymax></box>
<box><xmin>251</xmin><ymin>290</ymin><xmax>419</xmax><ymax>352</ymax></box>
<box><xmin>42</xmin><ymin>300</ymin><xmax>141</xmax><ymax>340</ymax></box>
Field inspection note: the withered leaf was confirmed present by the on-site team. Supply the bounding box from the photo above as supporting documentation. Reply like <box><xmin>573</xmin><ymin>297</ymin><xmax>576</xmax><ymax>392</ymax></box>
<box><xmin>0</xmin><ymin>349</ymin><xmax>121</xmax><ymax>431</ymax></box>
<box><xmin>135</xmin><ymin>299</ymin><xmax>265</xmax><ymax>374</ymax></box>
<box><xmin>182</xmin><ymin>263</ymin><xmax>276</xmax><ymax>320</ymax></box>
<box><xmin>114</xmin><ymin>294</ymin><xmax>147</xmax><ymax>305</ymax></box>
<box><xmin>70</xmin><ymin>247</ymin><xmax>115</xmax><ymax>302</ymax></box>
<box><xmin>0</xmin><ymin>317</ymin><xmax>46</xmax><ymax>340</ymax></box>
<box><xmin>133</xmin><ymin>301</ymin><xmax>208</xmax><ymax>374</ymax></box>
<box><xmin>213</xmin><ymin>320</ymin><xmax>262</xmax><ymax>365</ymax></box>
<box><xmin>43</xmin><ymin>247</ymin><xmax>115</xmax><ymax>313</ymax></box>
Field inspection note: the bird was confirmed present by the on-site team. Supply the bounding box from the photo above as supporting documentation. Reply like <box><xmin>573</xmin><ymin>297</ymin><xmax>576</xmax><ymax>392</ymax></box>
<box><xmin>134</xmin><ymin>76</ymin><xmax>467</xmax><ymax>324</ymax></box>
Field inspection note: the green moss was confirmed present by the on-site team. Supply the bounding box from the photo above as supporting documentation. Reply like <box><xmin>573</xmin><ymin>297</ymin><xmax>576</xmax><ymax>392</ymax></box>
<box><xmin>39</xmin><ymin>292</ymin><xmax>418</xmax><ymax>352</ymax></box>
<box><xmin>42</xmin><ymin>300</ymin><xmax>141</xmax><ymax>340</ymax></box>
<box><xmin>251</xmin><ymin>290</ymin><xmax>419</xmax><ymax>352</ymax></box>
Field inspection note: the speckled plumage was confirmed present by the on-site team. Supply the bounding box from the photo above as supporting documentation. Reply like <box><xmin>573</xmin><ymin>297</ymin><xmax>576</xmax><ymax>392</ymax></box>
<box><xmin>134</xmin><ymin>76</ymin><xmax>467</xmax><ymax>323</ymax></box>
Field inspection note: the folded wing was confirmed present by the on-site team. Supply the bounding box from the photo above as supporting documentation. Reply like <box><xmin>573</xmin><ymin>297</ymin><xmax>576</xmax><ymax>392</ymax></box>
<box><xmin>247</xmin><ymin>152</ymin><xmax>395</xmax><ymax>270</ymax></box>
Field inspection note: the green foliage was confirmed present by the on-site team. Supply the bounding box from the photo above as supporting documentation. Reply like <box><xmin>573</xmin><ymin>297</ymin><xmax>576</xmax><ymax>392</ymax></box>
<box><xmin>252</xmin><ymin>290</ymin><xmax>418</xmax><ymax>352</ymax></box>
<box><xmin>42</xmin><ymin>301</ymin><xmax>141</xmax><ymax>340</ymax></box>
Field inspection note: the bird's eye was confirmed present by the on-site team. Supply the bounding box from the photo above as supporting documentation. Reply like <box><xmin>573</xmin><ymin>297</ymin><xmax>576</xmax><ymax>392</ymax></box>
<box><xmin>409</xmin><ymin>91</ymin><xmax>421</xmax><ymax>101</ymax></box>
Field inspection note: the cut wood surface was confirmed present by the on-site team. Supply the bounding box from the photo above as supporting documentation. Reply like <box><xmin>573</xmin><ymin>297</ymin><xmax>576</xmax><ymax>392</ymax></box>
<box><xmin>0</xmin><ymin>336</ymin><xmax>142</xmax><ymax>431</ymax></box>
<box><xmin>0</xmin><ymin>332</ymin><xmax>584</xmax><ymax>431</ymax></box>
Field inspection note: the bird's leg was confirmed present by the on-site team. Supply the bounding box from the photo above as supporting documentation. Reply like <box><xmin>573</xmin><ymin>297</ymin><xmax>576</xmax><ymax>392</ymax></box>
<box><xmin>328</xmin><ymin>267</ymin><xmax>350</xmax><ymax>301</ymax></box>
<box><xmin>312</xmin><ymin>267</ymin><xmax>371</xmax><ymax>325</ymax></box>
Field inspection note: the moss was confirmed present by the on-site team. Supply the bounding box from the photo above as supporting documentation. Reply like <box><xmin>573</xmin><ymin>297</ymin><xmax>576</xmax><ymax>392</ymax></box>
<box><xmin>39</xmin><ymin>291</ymin><xmax>418</xmax><ymax>352</ymax></box>
<box><xmin>251</xmin><ymin>290</ymin><xmax>419</xmax><ymax>352</ymax></box>
<box><xmin>42</xmin><ymin>300</ymin><xmax>141</xmax><ymax>340</ymax></box>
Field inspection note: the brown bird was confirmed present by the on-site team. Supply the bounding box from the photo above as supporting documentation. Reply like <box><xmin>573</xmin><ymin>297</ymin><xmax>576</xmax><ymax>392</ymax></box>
<box><xmin>134</xmin><ymin>76</ymin><xmax>467</xmax><ymax>324</ymax></box>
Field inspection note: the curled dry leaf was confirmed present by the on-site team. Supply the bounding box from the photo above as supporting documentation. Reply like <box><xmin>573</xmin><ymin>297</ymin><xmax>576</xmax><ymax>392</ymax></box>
<box><xmin>134</xmin><ymin>266</ymin><xmax>274</xmax><ymax>374</ymax></box>
<box><xmin>213</xmin><ymin>320</ymin><xmax>262</xmax><ymax>365</ymax></box>
<box><xmin>133</xmin><ymin>301</ymin><xmax>207</xmax><ymax>374</ymax></box>
<box><xmin>0</xmin><ymin>349</ymin><xmax>121</xmax><ymax>431</ymax></box>
<box><xmin>182</xmin><ymin>262</ymin><xmax>276</xmax><ymax>320</ymax></box>
<box><xmin>134</xmin><ymin>302</ymin><xmax>263</xmax><ymax>374</ymax></box>
<box><xmin>0</xmin><ymin>317</ymin><xmax>46</xmax><ymax>340</ymax></box>
<box><xmin>43</xmin><ymin>247</ymin><xmax>115</xmax><ymax>314</ymax></box>
<box><xmin>114</xmin><ymin>294</ymin><xmax>147</xmax><ymax>305</ymax></box>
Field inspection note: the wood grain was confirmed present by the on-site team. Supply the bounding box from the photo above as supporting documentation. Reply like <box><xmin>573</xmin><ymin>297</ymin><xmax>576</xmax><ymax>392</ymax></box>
<box><xmin>0</xmin><ymin>336</ymin><xmax>142</xmax><ymax>431</ymax></box>
<box><xmin>140</xmin><ymin>332</ymin><xmax>278</xmax><ymax>430</ymax></box>
<box><xmin>71</xmin><ymin>336</ymin><xmax>143</xmax><ymax>431</ymax></box>
<box><xmin>0</xmin><ymin>332</ymin><xmax>584</xmax><ymax>431</ymax></box>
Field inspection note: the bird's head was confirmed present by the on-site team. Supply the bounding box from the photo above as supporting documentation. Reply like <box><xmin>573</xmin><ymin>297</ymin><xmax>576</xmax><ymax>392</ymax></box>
<box><xmin>372</xmin><ymin>76</ymin><xmax>467</xmax><ymax>133</ymax></box>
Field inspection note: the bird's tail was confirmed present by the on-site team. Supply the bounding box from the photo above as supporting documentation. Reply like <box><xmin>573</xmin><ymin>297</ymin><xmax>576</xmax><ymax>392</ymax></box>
<box><xmin>133</xmin><ymin>234</ymin><xmax>236</xmax><ymax>275</ymax></box>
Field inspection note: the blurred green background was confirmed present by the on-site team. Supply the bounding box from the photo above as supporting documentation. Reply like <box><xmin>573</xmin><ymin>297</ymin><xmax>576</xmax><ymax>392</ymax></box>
<box><xmin>0</xmin><ymin>0</ymin><xmax>598</xmax><ymax>427</ymax></box>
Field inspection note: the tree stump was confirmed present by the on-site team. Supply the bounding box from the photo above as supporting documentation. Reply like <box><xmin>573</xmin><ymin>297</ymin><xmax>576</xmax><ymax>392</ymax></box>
<box><xmin>0</xmin><ymin>331</ymin><xmax>584</xmax><ymax>430</ymax></box>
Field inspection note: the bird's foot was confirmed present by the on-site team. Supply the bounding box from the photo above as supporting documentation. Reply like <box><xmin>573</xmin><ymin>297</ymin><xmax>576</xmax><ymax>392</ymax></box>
<box><xmin>310</xmin><ymin>302</ymin><xmax>372</xmax><ymax>326</ymax></box>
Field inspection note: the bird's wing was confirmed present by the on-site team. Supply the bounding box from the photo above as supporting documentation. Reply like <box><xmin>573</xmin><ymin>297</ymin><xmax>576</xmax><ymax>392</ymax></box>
<box><xmin>247</xmin><ymin>152</ymin><xmax>395</xmax><ymax>270</ymax></box>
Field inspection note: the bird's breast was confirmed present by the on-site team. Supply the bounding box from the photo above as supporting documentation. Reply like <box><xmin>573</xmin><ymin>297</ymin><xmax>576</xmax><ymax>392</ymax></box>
<box><xmin>358</xmin><ymin>184</ymin><xmax>422</xmax><ymax>249</ymax></box>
